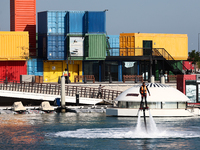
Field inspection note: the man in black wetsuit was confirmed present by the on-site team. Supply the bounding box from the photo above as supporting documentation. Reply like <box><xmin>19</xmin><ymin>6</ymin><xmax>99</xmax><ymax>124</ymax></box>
<box><xmin>139</xmin><ymin>82</ymin><xmax>150</xmax><ymax>109</ymax></box>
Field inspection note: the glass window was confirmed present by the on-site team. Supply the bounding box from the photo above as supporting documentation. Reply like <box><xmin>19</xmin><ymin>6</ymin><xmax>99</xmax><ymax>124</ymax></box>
<box><xmin>122</xmin><ymin>61</ymin><xmax>138</xmax><ymax>76</ymax></box>
<box><xmin>162</xmin><ymin>102</ymin><xmax>177</xmax><ymax>109</ymax></box>
<box><xmin>148</xmin><ymin>102</ymin><xmax>161</xmax><ymax>109</ymax></box>
<box><xmin>185</xmin><ymin>80</ymin><xmax>196</xmax><ymax>103</ymax></box>
<box><xmin>118</xmin><ymin>101</ymin><xmax>127</xmax><ymax>108</ymax></box>
<box><xmin>84</xmin><ymin>61</ymin><xmax>99</xmax><ymax>81</ymax></box>
<box><xmin>105</xmin><ymin>61</ymin><xmax>118</xmax><ymax>81</ymax></box>
<box><xmin>127</xmin><ymin>102</ymin><xmax>140</xmax><ymax>108</ymax></box>
<box><xmin>178</xmin><ymin>102</ymin><xmax>186</xmax><ymax>109</ymax></box>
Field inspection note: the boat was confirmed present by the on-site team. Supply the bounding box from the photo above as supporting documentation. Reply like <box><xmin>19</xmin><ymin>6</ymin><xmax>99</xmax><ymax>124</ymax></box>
<box><xmin>106</xmin><ymin>83</ymin><xmax>200</xmax><ymax>117</ymax></box>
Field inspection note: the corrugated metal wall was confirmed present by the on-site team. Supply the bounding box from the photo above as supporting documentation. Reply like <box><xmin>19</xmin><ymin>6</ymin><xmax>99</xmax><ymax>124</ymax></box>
<box><xmin>27</xmin><ymin>58</ymin><xmax>43</xmax><ymax>76</ymax></box>
<box><xmin>0</xmin><ymin>61</ymin><xmax>27</xmax><ymax>82</ymax></box>
<box><xmin>10</xmin><ymin>0</ymin><xmax>36</xmax><ymax>56</ymax></box>
<box><xmin>86</xmin><ymin>11</ymin><xmax>106</xmax><ymax>33</ymax></box>
<box><xmin>38</xmin><ymin>35</ymin><xmax>66</xmax><ymax>60</ymax></box>
<box><xmin>38</xmin><ymin>11</ymin><xmax>67</xmax><ymax>35</ymax></box>
<box><xmin>0</xmin><ymin>31</ymin><xmax>29</xmax><ymax>60</ymax></box>
<box><xmin>107</xmin><ymin>35</ymin><xmax>119</xmax><ymax>56</ymax></box>
<box><xmin>120</xmin><ymin>34</ymin><xmax>135</xmax><ymax>56</ymax></box>
<box><xmin>67</xmin><ymin>11</ymin><xmax>86</xmax><ymax>34</ymax></box>
<box><xmin>85</xmin><ymin>34</ymin><xmax>106</xmax><ymax>60</ymax></box>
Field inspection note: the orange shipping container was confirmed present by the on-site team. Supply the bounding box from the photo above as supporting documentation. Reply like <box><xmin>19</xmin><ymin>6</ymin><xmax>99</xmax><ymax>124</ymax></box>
<box><xmin>10</xmin><ymin>0</ymin><xmax>36</xmax><ymax>56</ymax></box>
<box><xmin>120</xmin><ymin>33</ymin><xmax>135</xmax><ymax>56</ymax></box>
<box><xmin>0</xmin><ymin>31</ymin><xmax>29</xmax><ymax>60</ymax></box>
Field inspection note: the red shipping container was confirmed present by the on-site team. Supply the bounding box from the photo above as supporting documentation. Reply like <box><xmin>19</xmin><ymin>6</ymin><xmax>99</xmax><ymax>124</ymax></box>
<box><xmin>177</xmin><ymin>74</ymin><xmax>196</xmax><ymax>94</ymax></box>
<box><xmin>10</xmin><ymin>0</ymin><xmax>36</xmax><ymax>56</ymax></box>
<box><xmin>0</xmin><ymin>61</ymin><xmax>27</xmax><ymax>82</ymax></box>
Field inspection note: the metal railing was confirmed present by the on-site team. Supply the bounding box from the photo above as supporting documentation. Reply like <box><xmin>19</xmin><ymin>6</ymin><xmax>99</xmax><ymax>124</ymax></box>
<box><xmin>0</xmin><ymin>80</ymin><xmax>122</xmax><ymax>101</ymax></box>
<box><xmin>107</xmin><ymin>47</ymin><xmax>188</xmax><ymax>74</ymax></box>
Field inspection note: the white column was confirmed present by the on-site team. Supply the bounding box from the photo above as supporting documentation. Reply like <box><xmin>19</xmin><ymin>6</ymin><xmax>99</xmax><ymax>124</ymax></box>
<box><xmin>61</xmin><ymin>76</ymin><xmax>65</xmax><ymax>110</ymax></box>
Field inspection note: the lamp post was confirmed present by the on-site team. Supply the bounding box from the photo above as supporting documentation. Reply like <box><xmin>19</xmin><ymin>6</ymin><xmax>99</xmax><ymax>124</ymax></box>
<box><xmin>198</xmin><ymin>33</ymin><xmax>200</xmax><ymax>54</ymax></box>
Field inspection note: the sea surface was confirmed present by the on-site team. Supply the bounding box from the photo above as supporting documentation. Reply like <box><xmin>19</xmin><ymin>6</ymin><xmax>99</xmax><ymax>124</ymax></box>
<box><xmin>0</xmin><ymin>112</ymin><xmax>200</xmax><ymax>150</ymax></box>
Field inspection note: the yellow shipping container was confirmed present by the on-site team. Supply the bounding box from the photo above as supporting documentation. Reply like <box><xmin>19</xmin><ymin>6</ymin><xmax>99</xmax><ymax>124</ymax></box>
<box><xmin>0</xmin><ymin>31</ymin><xmax>29</xmax><ymax>60</ymax></box>
<box><xmin>43</xmin><ymin>60</ymin><xmax>83</xmax><ymax>83</ymax></box>
<box><xmin>120</xmin><ymin>33</ymin><xmax>188</xmax><ymax>60</ymax></box>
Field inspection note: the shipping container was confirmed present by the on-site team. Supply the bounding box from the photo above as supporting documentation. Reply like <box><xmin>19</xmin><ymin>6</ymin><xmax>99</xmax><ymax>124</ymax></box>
<box><xmin>43</xmin><ymin>60</ymin><xmax>82</xmax><ymax>83</ymax></box>
<box><xmin>0</xmin><ymin>31</ymin><xmax>29</xmax><ymax>60</ymax></box>
<box><xmin>38</xmin><ymin>11</ymin><xmax>67</xmax><ymax>35</ymax></box>
<box><xmin>84</xmin><ymin>34</ymin><xmax>106</xmax><ymax>60</ymax></box>
<box><xmin>67</xmin><ymin>11</ymin><xmax>86</xmax><ymax>34</ymax></box>
<box><xmin>43</xmin><ymin>61</ymin><xmax>63</xmax><ymax>83</ymax></box>
<box><xmin>119</xmin><ymin>33</ymin><xmax>135</xmax><ymax>56</ymax></box>
<box><xmin>120</xmin><ymin>33</ymin><xmax>188</xmax><ymax>60</ymax></box>
<box><xmin>10</xmin><ymin>0</ymin><xmax>36</xmax><ymax>56</ymax></box>
<box><xmin>64</xmin><ymin>60</ymin><xmax>83</xmax><ymax>82</ymax></box>
<box><xmin>0</xmin><ymin>61</ymin><xmax>27</xmax><ymax>82</ymax></box>
<box><xmin>86</xmin><ymin>11</ymin><xmax>106</xmax><ymax>33</ymax></box>
<box><xmin>27</xmin><ymin>58</ymin><xmax>43</xmax><ymax>76</ymax></box>
<box><xmin>107</xmin><ymin>35</ymin><xmax>119</xmax><ymax>56</ymax></box>
<box><xmin>38</xmin><ymin>34</ymin><xmax>66</xmax><ymax>60</ymax></box>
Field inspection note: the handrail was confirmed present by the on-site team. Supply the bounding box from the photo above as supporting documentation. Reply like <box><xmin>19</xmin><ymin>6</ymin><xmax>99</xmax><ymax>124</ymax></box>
<box><xmin>0</xmin><ymin>81</ymin><xmax>122</xmax><ymax>101</ymax></box>
<box><xmin>153</xmin><ymin>48</ymin><xmax>188</xmax><ymax>73</ymax></box>
<box><xmin>106</xmin><ymin>47</ymin><xmax>188</xmax><ymax>74</ymax></box>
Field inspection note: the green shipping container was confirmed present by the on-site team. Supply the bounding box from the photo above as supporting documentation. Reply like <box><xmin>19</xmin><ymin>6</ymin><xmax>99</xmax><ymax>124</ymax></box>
<box><xmin>84</xmin><ymin>34</ymin><xmax>106</xmax><ymax>60</ymax></box>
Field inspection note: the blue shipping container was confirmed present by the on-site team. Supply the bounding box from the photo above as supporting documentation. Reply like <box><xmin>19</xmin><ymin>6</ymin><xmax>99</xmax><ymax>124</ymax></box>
<box><xmin>38</xmin><ymin>34</ymin><xmax>66</xmax><ymax>60</ymax></box>
<box><xmin>67</xmin><ymin>11</ymin><xmax>86</xmax><ymax>34</ymax></box>
<box><xmin>38</xmin><ymin>11</ymin><xmax>67</xmax><ymax>34</ymax></box>
<box><xmin>107</xmin><ymin>35</ymin><xmax>119</xmax><ymax>56</ymax></box>
<box><xmin>27</xmin><ymin>58</ymin><xmax>43</xmax><ymax>76</ymax></box>
<box><xmin>86</xmin><ymin>11</ymin><xmax>106</xmax><ymax>33</ymax></box>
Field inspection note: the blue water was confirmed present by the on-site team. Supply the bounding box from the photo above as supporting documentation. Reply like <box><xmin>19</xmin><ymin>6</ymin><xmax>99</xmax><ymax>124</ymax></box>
<box><xmin>0</xmin><ymin>113</ymin><xmax>200</xmax><ymax>150</ymax></box>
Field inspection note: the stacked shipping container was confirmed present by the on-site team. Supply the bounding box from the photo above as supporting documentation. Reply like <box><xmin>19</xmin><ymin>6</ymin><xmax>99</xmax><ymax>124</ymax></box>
<box><xmin>10</xmin><ymin>0</ymin><xmax>36</xmax><ymax>56</ymax></box>
<box><xmin>38</xmin><ymin>11</ymin><xmax>67</xmax><ymax>60</ymax></box>
<box><xmin>38</xmin><ymin>10</ymin><xmax>107</xmax><ymax>82</ymax></box>
<box><xmin>0</xmin><ymin>31</ymin><xmax>29</xmax><ymax>82</ymax></box>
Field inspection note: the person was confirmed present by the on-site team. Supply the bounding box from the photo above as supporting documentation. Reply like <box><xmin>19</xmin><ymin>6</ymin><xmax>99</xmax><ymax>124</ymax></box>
<box><xmin>139</xmin><ymin>82</ymin><xmax>150</xmax><ymax>109</ymax></box>
<box><xmin>63</xmin><ymin>69</ymin><xmax>69</xmax><ymax>83</ymax></box>
<box><xmin>97</xmin><ymin>84</ymin><xmax>105</xmax><ymax>98</ymax></box>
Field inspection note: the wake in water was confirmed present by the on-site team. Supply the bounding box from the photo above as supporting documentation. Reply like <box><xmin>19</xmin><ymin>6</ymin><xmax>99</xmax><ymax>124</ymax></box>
<box><xmin>49</xmin><ymin>127</ymin><xmax>200</xmax><ymax>139</ymax></box>
<box><xmin>47</xmin><ymin>109</ymin><xmax>200</xmax><ymax>139</ymax></box>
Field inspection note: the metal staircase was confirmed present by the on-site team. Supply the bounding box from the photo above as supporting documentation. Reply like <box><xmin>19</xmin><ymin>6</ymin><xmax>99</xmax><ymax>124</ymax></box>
<box><xmin>152</xmin><ymin>48</ymin><xmax>188</xmax><ymax>75</ymax></box>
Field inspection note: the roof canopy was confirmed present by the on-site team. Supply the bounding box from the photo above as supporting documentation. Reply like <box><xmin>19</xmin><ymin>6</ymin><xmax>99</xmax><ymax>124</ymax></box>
<box><xmin>116</xmin><ymin>83</ymin><xmax>190</xmax><ymax>102</ymax></box>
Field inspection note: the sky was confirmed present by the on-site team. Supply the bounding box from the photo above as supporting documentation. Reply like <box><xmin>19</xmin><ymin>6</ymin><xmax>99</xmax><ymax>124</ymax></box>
<box><xmin>0</xmin><ymin>0</ymin><xmax>200</xmax><ymax>52</ymax></box>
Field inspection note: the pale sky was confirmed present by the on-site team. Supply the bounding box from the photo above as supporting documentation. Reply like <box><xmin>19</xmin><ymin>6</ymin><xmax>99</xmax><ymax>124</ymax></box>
<box><xmin>1</xmin><ymin>0</ymin><xmax>200</xmax><ymax>52</ymax></box>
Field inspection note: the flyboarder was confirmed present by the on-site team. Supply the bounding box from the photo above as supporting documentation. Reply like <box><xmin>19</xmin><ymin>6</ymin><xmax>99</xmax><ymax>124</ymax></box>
<box><xmin>139</xmin><ymin>82</ymin><xmax>150</xmax><ymax>109</ymax></box>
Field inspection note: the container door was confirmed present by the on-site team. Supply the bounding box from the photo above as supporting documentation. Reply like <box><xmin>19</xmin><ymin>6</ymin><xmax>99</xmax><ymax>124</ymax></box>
<box><xmin>70</xmin><ymin>64</ymin><xmax>79</xmax><ymax>82</ymax></box>
<box><xmin>44</xmin><ymin>61</ymin><xmax>63</xmax><ymax>83</ymax></box>
<box><xmin>143</xmin><ymin>41</ymin><xmax>152</xmax><ymax>56</ymax></box>
<box><xmin>49</xmin><ymin>62</ymin><xmax>63</xmax><ymax>83</ymax></box>
<box><xmin>47</xmin><ymin>12</ymin><xmax>57</xmax><ymax>34</ymax></box>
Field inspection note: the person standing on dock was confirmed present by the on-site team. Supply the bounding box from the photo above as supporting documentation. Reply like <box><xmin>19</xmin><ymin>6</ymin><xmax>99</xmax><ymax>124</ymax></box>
<box><xmin>63</xmin><ymin>69</ymin><xmax>69</xmax><ymax>83</ymax></box>
<box><xmin>97</xmin><ymin>84</ymin><xmax>105</xmax><ymax>98</ymax></box>
<box><xmin>139</xmin><ymin>82</ymin><xmax>150</xmax><ymax>109</ymax></box>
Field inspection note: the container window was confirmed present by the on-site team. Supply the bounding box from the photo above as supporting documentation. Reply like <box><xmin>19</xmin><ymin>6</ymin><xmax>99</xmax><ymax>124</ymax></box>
<box><xmin>178</xmin><ymin>102</ymin><xmax>186</xmax><ymax>109</ymax></box>
<box><xmin>162</xmin><ymin>102</ymin><xmax>177</xmax><ymax>109</ymax></box>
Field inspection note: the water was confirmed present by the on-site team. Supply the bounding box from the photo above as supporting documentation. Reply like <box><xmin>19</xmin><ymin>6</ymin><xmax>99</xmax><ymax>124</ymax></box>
<box><xmin>0</xmin><ymin>113</ymin><xmax>200</xmax><ymax>150</ymax></box>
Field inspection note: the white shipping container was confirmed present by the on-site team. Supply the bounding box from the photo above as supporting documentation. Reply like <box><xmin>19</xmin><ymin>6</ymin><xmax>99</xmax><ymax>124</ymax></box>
<box><xmin>70</xmin><ymin>37</ymin><xmax>84</xmax><ymax>56</ymax></box>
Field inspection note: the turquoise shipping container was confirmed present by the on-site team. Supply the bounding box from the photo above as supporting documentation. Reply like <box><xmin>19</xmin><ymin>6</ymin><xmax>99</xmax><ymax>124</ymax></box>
<box><xmin>107</xmin><ymin>35</ymin><xmax>119</xmax><ymax>56</ymax></box>
<box><xmin>67</xmin><ymin>11</ymin><xmax>86</xmax><ymax>34</ymax></box>
<box><xmin>38</xmin><ymin>11</ymin><xmax>67</xmax><ymax>35</ymax></box>
<box><xmin>27</xmin><ymin>58</ymin><xmax>43</xmax><ymax>76</ymax></box>
<box><xmin>38</xmin><ymin>34</ymin><xmax>66</xmax><ymax>60</ymax></box>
